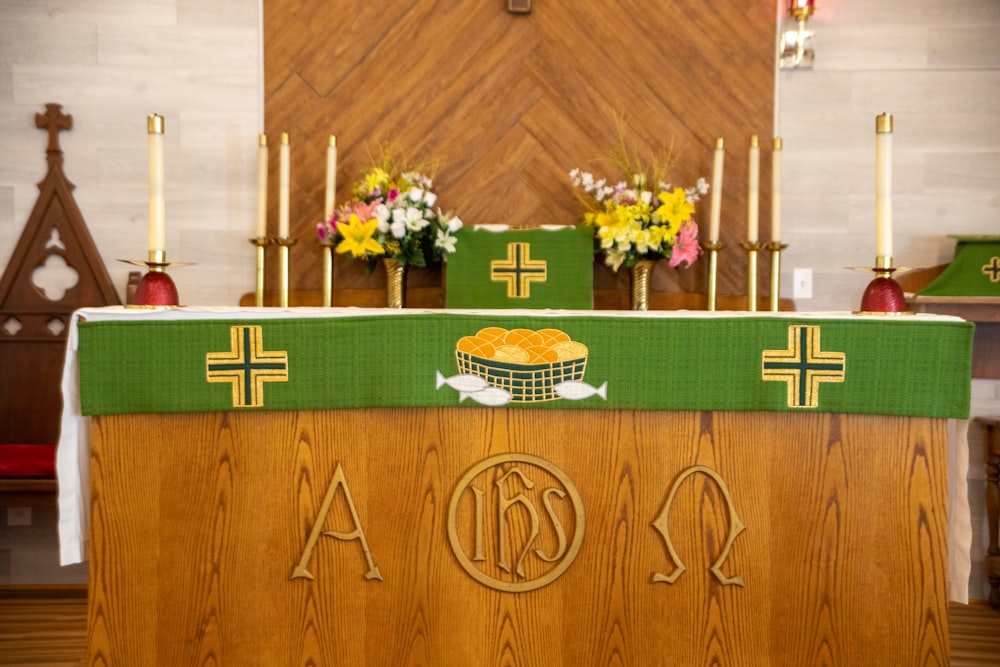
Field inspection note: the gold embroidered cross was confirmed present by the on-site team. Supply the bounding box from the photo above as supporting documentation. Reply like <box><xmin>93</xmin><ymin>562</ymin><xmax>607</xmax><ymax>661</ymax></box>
<box><xmin>207</xmin><ymin>325</ymin><xmax>288</xmax><ymax>408</ymax></box>
<box><xmin>762</xmin><ymin>325</ymin><xmax>845</xmax><ymax>408</ymax></box>
<box><xmin>490</xmin><ymin>242</ymin><xmax>547</xmax><ymax>299</ymax></box>
<box><xmin>982</xmin><ymin>256</ymin><xmax>1000</xmax><ymax>283</ymax></box>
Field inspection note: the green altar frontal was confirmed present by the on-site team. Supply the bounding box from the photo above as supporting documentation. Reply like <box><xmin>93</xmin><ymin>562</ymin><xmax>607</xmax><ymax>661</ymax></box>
<box><xmin>917</xmin><ymin>235</ymin><xmax>1000</xmax><ymax>297</ymax></box>
<box><xmin>75</xmin><ymin>309</ymin><xmax>973</xmax><ymax>418</ymax></box>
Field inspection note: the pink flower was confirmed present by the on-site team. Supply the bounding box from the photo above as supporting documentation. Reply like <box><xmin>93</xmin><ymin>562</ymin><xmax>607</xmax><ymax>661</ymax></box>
<box><xmin>317</xmin><ymin>218</ymin><xmax>338</xmax><ymax>241</ymax></box>
<box><xmin>352</xmin><ymin>199</ymin><xmax>383</xmax><ymax>221</ymax></box>
<box><xmin>668</xmin><ymin>221</ymin><xmax>702</xmax><ymax>268</ymax></box>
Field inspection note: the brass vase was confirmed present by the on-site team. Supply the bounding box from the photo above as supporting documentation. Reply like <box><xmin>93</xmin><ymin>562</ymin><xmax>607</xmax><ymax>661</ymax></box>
<box><xmin>383</xmin><ymin>257</ymin><xmax>406</xmax><ymax>308</ymax></box>
<box><xmin>630</xmin><ymin>259</ymin><xmax>656</xmax><ymax>311</ymax></box>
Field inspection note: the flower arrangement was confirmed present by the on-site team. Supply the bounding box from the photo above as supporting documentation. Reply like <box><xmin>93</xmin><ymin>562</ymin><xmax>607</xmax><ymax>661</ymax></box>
<box><xmin>317</xmin><ymin>149</ymin><xmax>462</xmax><ymax>270</ymax></box>
<box><xmin>569</xmin><ymin>141</ymin><xmax>708</xmax><ymax>272</ymax></box>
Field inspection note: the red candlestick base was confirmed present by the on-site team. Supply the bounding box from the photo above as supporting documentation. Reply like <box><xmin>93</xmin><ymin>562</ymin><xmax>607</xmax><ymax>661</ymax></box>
<box><xmin>859</xmin><ymin>276</ymin><xmax>905</xmax><ymax>313</ymax></box>
<box><xmin>133</xmin><ymin>270</ymin><xmax>179</xmax><ymax>306</ymax></box>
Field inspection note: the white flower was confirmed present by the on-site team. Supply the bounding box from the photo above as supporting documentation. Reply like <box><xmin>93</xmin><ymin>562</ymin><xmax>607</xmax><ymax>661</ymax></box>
<box><xmin>640</xmin><ymin>190</ymin><xmax>653</xmax><ymax>205</ymax></box>
<box><xmin>605</xmin><ymin>248</ymin><xmax>625</xmax><ymax>271</ymax></box>
<box><xmin>390</xmin><ymin>208</ymin><xmax>407</xmax><ymax>238</ymax></box>
<box><xmin>401</xmin><ymin>171</ymin><xmax>432</xmax><ymax>190</ymax></box>
<box><xmin>434</xmin><ymin>227</ymin><xmax>457</xmax><ymax>254</ymax></box>
<box><xmin>447</xmin><ymin>216</ymin><xmax>463</xmax><ymax>233</ymax></box>
<box><xmin>423</xmin><ymin>191</ymin><xmax>437</xmax><ymax>207</ymax></box>
<box><xmin>404</xmin><ymin>207</ymin><xmax>428</xmax><ymax>231</ymax></box>
<box><xmin>684</xmin><ymin>177</ymin><xmax>710</xmax><ymax>202</ymax></box>
<box><xmin>374</xmin><ymin>203</ymin><xmax>391</xmax><ymax>234</ymax></box>
<box><xmin>407</xmin><ymin>187</ymin><xmax>424</xmax><ymax>203</ymax></box>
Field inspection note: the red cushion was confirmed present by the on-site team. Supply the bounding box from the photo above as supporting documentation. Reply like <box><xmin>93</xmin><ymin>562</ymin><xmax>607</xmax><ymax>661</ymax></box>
<box><xmin>0</xmin><ymin>444</ymin><xmax>57</xmax><ymax>478</ymax></box>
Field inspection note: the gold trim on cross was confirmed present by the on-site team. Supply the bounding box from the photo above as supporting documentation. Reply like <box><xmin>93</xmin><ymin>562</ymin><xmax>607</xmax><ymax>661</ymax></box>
<box><xmin>206</xmin><ymin>325</ymin><xmax>288</xmax><ymax>408</ymax></box>
<box><xmin>762</xmin><ymin>325</ymin><xmax>845</xmax><ymax>409</ymax></box>
<box><xmin>982</xmin><ymin>256</ymin><xmax>1000</xmax><ymax>283</ymax></box>
<box><xmin>490</xmin><ymin>242</ymin><xmax>547</xmax><ymax>299</ymax></box>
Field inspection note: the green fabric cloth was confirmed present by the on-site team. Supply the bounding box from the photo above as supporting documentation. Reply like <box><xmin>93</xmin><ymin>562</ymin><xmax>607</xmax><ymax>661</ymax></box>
<box><xmin>445</xmin><ymin>226</ymin><xmax>594</xmax><ymax>309</ymax></box>
<box><xmin>77</xmin><ymin>313</ymin><xmax>973</xmax><ymax>418</ymax></box>
<box><xmin>917</xmin><ymin>236</ymin><xmax>1000</xmax><ymax>297</ymax></box>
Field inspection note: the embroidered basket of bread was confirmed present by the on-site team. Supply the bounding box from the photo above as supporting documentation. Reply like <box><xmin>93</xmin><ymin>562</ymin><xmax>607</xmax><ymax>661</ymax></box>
<box><xmin>455</xmin><ymin>327</ymin><xmax>588</xmax><ymax>402</ymax></box>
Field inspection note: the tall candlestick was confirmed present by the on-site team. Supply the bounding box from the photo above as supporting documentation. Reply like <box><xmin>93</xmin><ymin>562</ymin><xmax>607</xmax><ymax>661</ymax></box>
<box><xmin>875</xmin><ymin>113</ymin><xmax>893</xmax><ymax>258</ymax></box>
<box><xmin>279</xmin><ymin>131</ymin><xmax>290</xmax><ymax>238</ymax></box>
<box><xmin>747</xmin><ymin>134</ymin><xmax>760</xmax><ymax>243</ymax></box>
<box><xmin>256</xmin><ymin>134</ymin><xmax>268</xmax><ymax>238</ymax></box>
<box><xmin>772</xmin><ymin>137</ymin><xmax>782</xmax><ymax>241</ymax></box>
<box><xmin>325</xmin><ymin>134</ymin><xmax>337</xmax><ymax>219</ymax></box>
<box><xmin>147</xmin><ymin>114</ymin><xmax>165</xmax><ymax>253</ymax></box>
<box><xmin>709</xmin><ymin>137</ymin><xmax>724</xmax><ymax>241</ymax></box>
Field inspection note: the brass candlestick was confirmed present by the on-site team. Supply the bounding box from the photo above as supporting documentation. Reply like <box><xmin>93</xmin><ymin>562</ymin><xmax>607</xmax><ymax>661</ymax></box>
<box><xmin>741</xmin><ymin>241</ymin><xmax>762</xmax><ymax>312</ymax></box>
<box><xmin>274</xmin><ymin>237</ymin><xmax>297</xmax><ymax>308</ymax></box>
<box><xmin>768</xmin><ymin>241</ymin><xmax>789</xmax><ymax>312</ymax></box>
<box><xmin>250</xmin><ymin>237</ymin><xmax>270</xmax><ymax>307</ymax></box>
<box><xmin>701</xmin><ymin>240</ymin><xmax>724</xmax><ymax>311</ymax></box>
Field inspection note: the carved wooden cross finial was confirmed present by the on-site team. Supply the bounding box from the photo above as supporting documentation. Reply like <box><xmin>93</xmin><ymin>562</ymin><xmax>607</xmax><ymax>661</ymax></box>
<box><xmin>35</xmin><ymin>103</ymin><xmax>73</xmax><ymax>168</ymax></box>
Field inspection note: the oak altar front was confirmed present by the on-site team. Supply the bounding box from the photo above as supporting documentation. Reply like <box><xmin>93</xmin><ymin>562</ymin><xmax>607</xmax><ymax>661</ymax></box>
<box><xmin>62</xmin><ymin>308</ymin><xmax>973</xmax><ymax>665</ymax></box>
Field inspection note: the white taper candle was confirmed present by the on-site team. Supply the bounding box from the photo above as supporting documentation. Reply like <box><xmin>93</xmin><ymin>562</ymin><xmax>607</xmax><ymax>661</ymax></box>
<box><xmin>256</xmin><ymin>134</ymin><xmax>268</xmax><ymax>238</ymax></box>
<box><xmin>771</xmin><ymin>137</ymin><xmax>782</xmax><ymax>242</ymax></box>
<box><xmin>747</xmin><ymin>134</ymin><xmax>760</xmax><ymax>243</ymax></box>
<box><xmin>709</xmin><ymin>137</ymin><xmax>724</xmax><ymax>242</ymax></box>
<box><xmin>279</xmin><ymin>131</ymin><xmax>290</xmax><ymax>238</ymax></box>
<box><xmin>147</xmin><ymin>114</ymin><xmax>166</xmax><ymax>253</ymax></box>
<box><xmin>875</xmin><ymin>114</ymin><xmax>893</xmax><ymax>258</ymax></box>
<box><xmin>325</xmin><ymin>134</ymin><xmax>337</xmax><ymax>219</ymax></box>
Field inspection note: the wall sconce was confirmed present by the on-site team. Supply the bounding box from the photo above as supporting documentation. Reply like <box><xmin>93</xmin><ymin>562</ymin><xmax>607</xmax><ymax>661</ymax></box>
<box><xmin>779</xmin><ymin>0</ymin><xmax>816</xmax><ymax>69</ymax></box>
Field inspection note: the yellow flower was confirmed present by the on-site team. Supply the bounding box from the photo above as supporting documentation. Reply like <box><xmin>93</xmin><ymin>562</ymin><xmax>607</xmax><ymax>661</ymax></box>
<box><xmin>335</xmin><ymin>213</ymin><xmax>385</xmax><ymax>258</ymax></box>
<box><xmin>596</xmin><ymin>224</ymin><xmax>619</xmax><ymax>249</ymax></box>
<box><xmin>652</xmin><ymin>223</ymin><xmax>677</xmax><ymax>245</ymax></box>
<box><xmin>655</xmin><ymin>188</ymin><xmax>694</xmax><ymax>228</ymax></box>
<box><xmin>364</xmin><ymin>168</ymin><xmax>390</xmax><ymax>192</ymax></box>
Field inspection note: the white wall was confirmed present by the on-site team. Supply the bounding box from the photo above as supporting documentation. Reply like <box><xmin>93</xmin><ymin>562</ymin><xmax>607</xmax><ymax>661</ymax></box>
<box><xmin>776</xmin><ymin>0</ymin><xmax>1000</xmax><ymax>311</ymax></box>
<box><xmin>776</xmin><ymin>0</ymin><xmax>1000</xmax><ymax>601</ymax></box>
<box><xmin>0</xmin><ymin>0</ymin><xmax>995</xmax><ymax>601</ymax></box>
<box><xmin>0</xmin><ymin>0</ymin><xmax>261</xmax><ymax>307</ymax></box>
<box><xmin>0</xmin><ymin>0</ymin><xmax>260</xmax><ymax>584</ymax></box>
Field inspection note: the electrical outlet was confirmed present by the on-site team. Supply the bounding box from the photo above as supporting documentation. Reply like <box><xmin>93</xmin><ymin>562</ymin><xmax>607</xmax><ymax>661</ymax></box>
<box><xmin>7</xmin><ymin>507</ymin><xmax>32</xmax><ymax>526</ymax></box>
<box><xmin>793</xmin><ymin>268</ymin><xmax>813</xmax><ymax>299</ymax></box>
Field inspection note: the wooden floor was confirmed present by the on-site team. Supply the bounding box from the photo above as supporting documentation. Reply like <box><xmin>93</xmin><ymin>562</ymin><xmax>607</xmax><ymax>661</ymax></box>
<box><xmin>1</xmin><ymin>591</ymin><xmax>998</xmax><ymax>665</ymax></box>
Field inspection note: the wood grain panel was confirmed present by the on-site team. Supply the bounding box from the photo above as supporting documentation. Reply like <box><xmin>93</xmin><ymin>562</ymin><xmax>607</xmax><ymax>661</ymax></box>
<box><xmin>263</xmin><ymin>1</ymin><xmax>777</xmax><ymax>304</ymax></box>
<box><xmin>87</xmin><ymin>409</ymin><xmax>948</xmax><ymax>665</ymax></box>
<box><xmin>10</xmin><ymin>596</ymin><xmax>1000</xmax><ymax>666</ymax></box>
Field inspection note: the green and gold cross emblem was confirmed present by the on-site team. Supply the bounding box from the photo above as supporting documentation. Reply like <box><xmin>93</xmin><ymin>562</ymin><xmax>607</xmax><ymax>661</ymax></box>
<box><xmin>490</xmin><ymin>242</ymin><xmax>547</xmax><ymax>298</ymax></box>
<box><xmin>982</xmin><ymin>256</ymin><xmax>1000</xmax><ymax>283</ymax></box>
<box><xmin>762</xmin><ymin>325</ymin><xmax>845</xmax><ymax>409</ymax></box>
<box><xmin>206</xmin><ymin>325</ymin><xmax>288</xmax><ymax>408</ymax></box>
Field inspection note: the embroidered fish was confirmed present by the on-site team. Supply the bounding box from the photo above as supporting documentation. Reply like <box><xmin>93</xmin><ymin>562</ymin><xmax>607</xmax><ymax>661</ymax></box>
<box><xmin>554</xmin><ymin>380</ymin><xmax>608</xmax><ymax>401</ymax></box>
<box><xmin>461</xmin><ymin>386</ymin><xmax>512</xmax><ymax>407</ymax></box>
<box><xmin>436</xmin><ymin>370</ymin><xmax>490</xmax><ymax>393</ymax></box>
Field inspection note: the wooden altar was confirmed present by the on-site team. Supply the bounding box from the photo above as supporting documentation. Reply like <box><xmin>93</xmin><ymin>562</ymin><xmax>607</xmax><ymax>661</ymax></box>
<box><xmin>64</xmin><ymin>308</ymin><xmax>973</xmax><ymax>666</ymax></box>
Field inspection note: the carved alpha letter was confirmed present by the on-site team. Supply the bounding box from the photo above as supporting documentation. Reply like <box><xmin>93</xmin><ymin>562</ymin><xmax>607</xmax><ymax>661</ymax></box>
<box><xmin>291</xmin><ymin>463</ymin><xmax>382</xmax><ymax>582</ymax></box>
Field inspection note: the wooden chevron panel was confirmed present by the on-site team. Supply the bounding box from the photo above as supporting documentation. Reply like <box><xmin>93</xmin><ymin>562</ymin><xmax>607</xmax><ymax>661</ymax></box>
<box><xmin>264</xmin><ymin>0</ymin><xmax>776</xmax><ymax>301</ymax></box>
